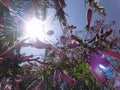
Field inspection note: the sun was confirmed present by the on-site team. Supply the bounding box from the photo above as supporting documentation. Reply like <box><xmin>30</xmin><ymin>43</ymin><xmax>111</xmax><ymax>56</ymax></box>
<box><xmin>25</xmin><ymin>17</ymin><xmax>46</xmax><ymax>42</ymax></box>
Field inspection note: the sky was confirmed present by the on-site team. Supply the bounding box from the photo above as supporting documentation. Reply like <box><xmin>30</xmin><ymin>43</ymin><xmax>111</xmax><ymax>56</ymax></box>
<box><xmin>102</xmin><ymin>0</ymin><xmax>120</xmax><ymax>29</ymax></box>
<box><xmin>21</xmin><ymin>0</ymin><xmax>120</xmax><ymax>57</ymax></box>
<box><xmin>65</xmin><ymin>0</ymin><xmax>120</xmax><ymax>29</ymax></box>
<box><xmin>62</xmin><ymin>0</ymin><xmax>120</xmax><ymax>39</ymax></box>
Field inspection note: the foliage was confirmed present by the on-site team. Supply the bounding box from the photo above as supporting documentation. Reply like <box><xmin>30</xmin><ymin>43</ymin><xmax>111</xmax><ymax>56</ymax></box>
<box><xmin>0</xmin><ymin>0</ymin><xmax>120</xmax><ymax>90</ymax></box>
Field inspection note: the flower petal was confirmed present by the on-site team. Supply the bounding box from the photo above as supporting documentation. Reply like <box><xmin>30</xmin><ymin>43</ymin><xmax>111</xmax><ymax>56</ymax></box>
<box><xmin>60</xmin><ymin>70</ymin><xmax>75</xmax><ymax>86</ymax></box>
<box><xmin>88</xmin><ymin>53</ymin><xmax>109</xmax><ymax>83</ymax></box>
<box><xmin>53</xmin><ymin>69</ymin><xmax>61</xmax><ymax>84</ymax></box>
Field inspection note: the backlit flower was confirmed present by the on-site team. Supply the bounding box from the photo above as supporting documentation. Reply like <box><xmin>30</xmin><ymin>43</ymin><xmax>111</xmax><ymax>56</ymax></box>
<box><xmin>88</xmin><ymin>53</ymin><xmax>109</xmax><ymax>83</ymax></box>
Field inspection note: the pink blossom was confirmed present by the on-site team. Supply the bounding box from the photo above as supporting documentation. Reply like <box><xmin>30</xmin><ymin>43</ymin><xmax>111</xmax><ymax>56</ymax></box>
<box><xmin>88</xmin><ymin>53</ymin><xmax>109</xmax><ymax>83</ymax></box>
<box><xmin>53</xmin><ymin>68</ymin><xmax>75</xmax><ymax>86</ymax></box>
<box><xmin>53</xmin><ymin>69</ymin><xmax>61</xmax><ymax>84</ymax></box>
<box><xmin>60</xmin><ymin>69</ymin><xmax>75</xmax><ymax>86</ymax></box>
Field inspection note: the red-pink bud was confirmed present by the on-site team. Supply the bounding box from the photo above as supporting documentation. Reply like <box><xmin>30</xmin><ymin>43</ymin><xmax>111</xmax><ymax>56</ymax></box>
<box><xmin>103</xmin><ymin>49</ymin><xmax>120</xmax><ymax>59</ymax></box>
<box><xmin>87</xmin><ymin>8</ymin><xmax>92</xmax><ymax>27</ymax></box>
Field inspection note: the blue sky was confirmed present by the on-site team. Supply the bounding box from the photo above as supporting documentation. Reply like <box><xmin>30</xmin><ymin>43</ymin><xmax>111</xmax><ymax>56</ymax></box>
<box><xmin>65</xmin><ymin>0</ymin><xmax>120</xmax><ymax>30</ymax></box>
<box><xmin>101</xmin><ymin>0</ymin><xmax>120</xmax><ymax>28</ymax></box>
<box><xmin>21</xmin><ymin>0</ymin><xmax>120</xmax><ymax>57</ymax></box>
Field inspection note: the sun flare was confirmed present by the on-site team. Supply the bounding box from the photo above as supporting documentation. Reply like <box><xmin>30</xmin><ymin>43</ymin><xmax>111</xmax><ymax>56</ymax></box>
<box><xmin>25</xmin><ymin>18</ymin><xmax>46</xmax><ymax>41</ymax></box>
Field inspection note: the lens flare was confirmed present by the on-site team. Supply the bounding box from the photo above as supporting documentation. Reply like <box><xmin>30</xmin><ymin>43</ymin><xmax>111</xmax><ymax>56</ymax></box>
<box><xmin>25</xmin><ymin>18</ymin><xmax>45</xmax><ymax>41</ymax></box>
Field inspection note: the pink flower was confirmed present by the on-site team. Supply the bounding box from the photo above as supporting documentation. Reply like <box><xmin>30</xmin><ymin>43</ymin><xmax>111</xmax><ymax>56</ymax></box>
<box><xmin>60</xmin><ymin>69</ymin><xmax>75</xmax><ymax>86</ymax></box>
<box><xmin>88</xmin><ymin>53</ymin><xmax>109</xmax><ymax>83</ymax></box>
<box><xmin>53</xmin><ymin>68</ymin><xmax>75</xmax><ymax>86</ymax></box>
<box><xmin>53</xmin><ymin>69</ymin><xmax>61</xmax><ymax>84</ymax></box>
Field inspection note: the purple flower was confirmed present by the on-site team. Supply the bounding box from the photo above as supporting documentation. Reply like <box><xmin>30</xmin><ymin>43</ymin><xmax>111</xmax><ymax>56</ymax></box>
<box><xmin>88</xmin><ymin>53</ymin><xmax>109</xmax><ymax>83</ymax></box>
<box><xmin>53</xmin><ymin>69</ymin><xmax>61</xmax><ymax>84</ymax></box>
